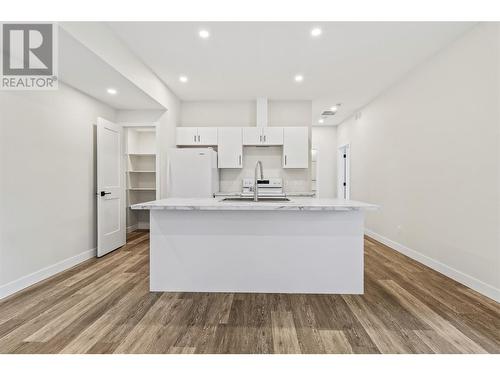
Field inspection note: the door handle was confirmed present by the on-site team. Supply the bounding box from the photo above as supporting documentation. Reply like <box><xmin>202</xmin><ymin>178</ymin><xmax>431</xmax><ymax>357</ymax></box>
<box><xmin>100</xmin><ymin>191</ymin><xmax>112</xmax><ymax>197</ymax></box>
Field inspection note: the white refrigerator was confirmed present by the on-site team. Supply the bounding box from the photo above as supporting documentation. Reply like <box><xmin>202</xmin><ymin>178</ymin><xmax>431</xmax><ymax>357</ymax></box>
<box><xmin>167</xmin><ymin>148</ymin><xmax>219</xmax><ymax>198</ymax></box>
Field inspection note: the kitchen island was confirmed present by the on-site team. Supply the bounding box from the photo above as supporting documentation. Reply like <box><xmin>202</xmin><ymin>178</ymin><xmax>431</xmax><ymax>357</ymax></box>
<box><xmin>132</xmin><ymin>198</ymin><xmax>377</xmax><ymax>294</ymax></box>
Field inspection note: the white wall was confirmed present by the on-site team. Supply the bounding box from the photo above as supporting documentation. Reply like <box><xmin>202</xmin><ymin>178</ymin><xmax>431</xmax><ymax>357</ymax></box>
<box><xmin>180</xmin><ymin>101</ymin><xmax>255</xmax><ymax>127</ymax></box>
<box><xmin>0</xmin><ymin>83</ymin><xmax>116</xmax><ymax>298</ymax></box>
<box><xmin>336</xmin><ymin>23</ymin><xmax>500</xmax><ymax>301</ymax></box>
<box><xmin>312</xmin><ymin>126</ymin><xmax>337</xmax><ymax>198</ymax></box>
<box><xmin>0</xmin><ymin>24</ymin><xmax>182</xmax><ymax>299</ymax></box>
<box><xmin>60</xmin><ymin>23</ymin><xmax>182</xmax><ymax>201</ymax></box>
<box><xmin>179</xmin><ymin>100</ymin><xmax>312</xmax><ymax>193</ymax></box>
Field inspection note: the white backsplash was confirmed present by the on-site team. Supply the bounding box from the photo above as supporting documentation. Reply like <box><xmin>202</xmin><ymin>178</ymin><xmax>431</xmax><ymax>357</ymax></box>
<box><xmin>219</xmin><ymin>146</ymin><xmax>311</xmax><ymax>193</ymax></box>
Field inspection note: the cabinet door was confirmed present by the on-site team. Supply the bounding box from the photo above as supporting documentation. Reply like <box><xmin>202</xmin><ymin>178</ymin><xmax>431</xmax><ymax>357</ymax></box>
<box><xmin>262</xmin><ymin>127</ymin><xmax>283</xmax><ymax>145</ymax></box>
<box><xmin>283</xmin><ymin>127</ymin><xmax>309</xmax><ymax>168</ymax></box>
<box><xmin>217</xmin><ymin>128</ymin><xmax>243</xmax><ymax>168</ymax></box>
<box><xmin>176</xmin><ymin>127</ymin><xmax>198</xmax><ymax>145</ymax></box>
<box><xmin>197</xmin><ymin>127</ymin><xmax>218</xmax><ymax>145</ymax></box>
<box><xmin>242</xmin><ymin>127</ymin><xmax>262</xmax><ymax>145</ymax></box>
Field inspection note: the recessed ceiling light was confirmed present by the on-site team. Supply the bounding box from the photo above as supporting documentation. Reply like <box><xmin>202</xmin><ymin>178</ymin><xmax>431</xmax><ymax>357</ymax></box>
<box><xmin>311</xmin><ymin>27</ymin><xmax>322</xmax><ymax>37</ymax></box>
<box><xmin>106</xmin><ymin>88</ymin><xmax>117</xmax><ymax>95</ymax></box>
<box><xmin>318</xmin><ymin>119</ymin><xmax>324</xmax><ymax>124</ymax></box>
<box><xmin>179</xmin><ymin>75</ymin><xmax>188</xmax><ymax>83</ymax></box>
<box><xmin>294</xmin><ymin>75</ymin><xmax>304</xmax><ymax>83</ymax></box>
<box><xmin>199</xmin><ymin>30</ymin><xmax>210</xmax><ymax>39</ymax></box>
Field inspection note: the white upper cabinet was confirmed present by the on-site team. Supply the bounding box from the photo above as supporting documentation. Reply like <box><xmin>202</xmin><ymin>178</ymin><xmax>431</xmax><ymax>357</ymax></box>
<box><xmin>176</xmin><ymin>127</ymin><xmax>218</xmax><ymax>146</ymax></box>
<box><xmin>197</xmin><ymin>127</ymin><xmax>218</xmax><ymax>145</ymax></box>
<box><xmin>217</xmin><ymin>128</ymin><xmax>243</xmax><ymax>168</ymax></box>
<box><xmin>283</xmin><ymin>127</ymin><xmax>309</xmax><ymax>168</ymax></box>
<box><xmin>242</xmin><ymin>127</ymin><xmax>283</xmax><ymax>146</ymax></box>
<box><xmin>176</xmin><ymin>127</ymin><xmax>198</xmax><ymax>146</ymax></box>
<box><xmin>262</xmin><ymin>128</ymin><xmax>283</xmax><ymax>145</ymax></box>
<box><xmin>242</xmin><ymin>128</ymin><xmax>262</xmax><ymax>145</ymax></box>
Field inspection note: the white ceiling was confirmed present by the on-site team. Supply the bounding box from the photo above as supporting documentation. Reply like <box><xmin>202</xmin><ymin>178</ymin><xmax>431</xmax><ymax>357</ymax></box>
<box><xmin>58</xmin><ymin>27</ymin><xmax>164</xmax><ymax>110</ymax></box>
<box><xmin>108</xmin><ymin>22</ymin><xmax>474</xmax><ymax>124</ymax></box>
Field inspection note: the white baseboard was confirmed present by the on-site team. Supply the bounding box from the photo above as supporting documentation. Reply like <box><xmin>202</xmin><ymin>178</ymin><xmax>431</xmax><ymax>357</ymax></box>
<box><xmin>0</xmin><ymin>248</ymin><xmax>96</xmax><ymax>301</ymax></box>
<box><xmin>127</xmin><ymin>224</ymin><xmax>138</xmax><ymax>233</ymax></box>
<box><xmin>365</xmin><ymin>229</ymin><xmax>500</xmax><ymax>303</ymax></box>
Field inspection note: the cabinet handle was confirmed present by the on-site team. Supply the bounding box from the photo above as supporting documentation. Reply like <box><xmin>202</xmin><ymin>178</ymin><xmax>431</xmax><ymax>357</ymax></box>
<box><xmin>259</xmin><ymin>135</ymin><xmax>262</xmax><ymax>142</ymax></box>
<box><xmin>198</xmin><ymin>135</ymin><xmax>201</xmax><ymax>142</ymax></box>
<box><xmin>285</xmin><ymin>155</ymin><xmax>287</xmax><ymax>165</ymax></box>
<box><xmin>239</xmin><ymin>155</ymin><xmax>242</xmax><ymax>165</ymax></box>
<box><xmin>193</xmin><ymin>135</ymin><xmax>196</xmax><ymax>142</ymax></box>
<box><xmin>263</xmin><ymin>135</ymin><xmax>266</xmax><ymax>142</ymax></box>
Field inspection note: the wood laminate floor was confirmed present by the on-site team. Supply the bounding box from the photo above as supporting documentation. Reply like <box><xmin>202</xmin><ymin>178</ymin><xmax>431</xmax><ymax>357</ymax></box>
<box><xmin>0</xmin><ymin>230</ymin><xmax>498</xmax><ymax>354</ymax></box>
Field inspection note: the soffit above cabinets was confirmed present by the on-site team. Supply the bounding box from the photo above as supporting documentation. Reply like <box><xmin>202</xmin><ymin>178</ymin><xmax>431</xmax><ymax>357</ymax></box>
<box><xmin>58</xmin><ymin>27</ymin><xmax>164</xmax><ymax>110</ymax></box>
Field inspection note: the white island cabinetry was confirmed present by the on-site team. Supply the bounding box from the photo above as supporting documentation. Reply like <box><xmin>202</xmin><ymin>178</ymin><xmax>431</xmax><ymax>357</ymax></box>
<box><xmin>132</xmin><ymin>198</ymin><xmax>377</xmax><ymax>294</ymax></box>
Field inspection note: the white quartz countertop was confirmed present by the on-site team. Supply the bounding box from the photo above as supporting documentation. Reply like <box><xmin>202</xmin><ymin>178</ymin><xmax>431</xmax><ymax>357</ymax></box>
<box><xmin>131</xmin><ymin>197</ymin><xmax>378</xmax><ymax>211</ymax></box>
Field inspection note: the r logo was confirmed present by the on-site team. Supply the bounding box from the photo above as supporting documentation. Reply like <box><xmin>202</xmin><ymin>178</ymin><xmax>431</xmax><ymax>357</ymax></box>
<box><xmin>2</xmin><ymin>23</ymin><xmax>53</xmax><ymax>76</ymax></box>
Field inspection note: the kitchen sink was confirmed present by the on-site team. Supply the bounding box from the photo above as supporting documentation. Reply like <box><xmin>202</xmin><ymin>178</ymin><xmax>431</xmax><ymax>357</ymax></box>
<box><xmin>222</xmin><ymin>197</ymin><xmax>290</xmax><ymax>202</ymax></box>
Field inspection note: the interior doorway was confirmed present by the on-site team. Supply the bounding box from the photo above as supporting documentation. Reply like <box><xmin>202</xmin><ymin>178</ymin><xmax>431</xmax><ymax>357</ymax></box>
<box><xmin>337</xmin><ymin>144</ymin><xmax>350</xmax><ymax>200</ymax></box>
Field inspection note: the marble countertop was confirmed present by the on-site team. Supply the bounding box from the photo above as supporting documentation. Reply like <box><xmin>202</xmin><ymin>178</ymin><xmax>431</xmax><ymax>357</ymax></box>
<box><xmin>214</xmin><ymin>191</ymin><xmax>316</xmax><ymax>197</ymax></box>
<box><xmin>131</xmin><ymin>197</ymin><xmax>378</xmax><ymax>211</ymax></box>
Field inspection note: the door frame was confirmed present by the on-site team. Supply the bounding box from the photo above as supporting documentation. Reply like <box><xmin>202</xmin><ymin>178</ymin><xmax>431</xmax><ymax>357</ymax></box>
<box><xmin>337</xmin><ymin>143</ymin><xmax>351</xmax><ymax>200</ymax></box>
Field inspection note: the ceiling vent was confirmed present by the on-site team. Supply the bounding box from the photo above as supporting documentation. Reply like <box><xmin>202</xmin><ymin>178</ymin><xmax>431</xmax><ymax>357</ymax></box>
<box><xmin>321</xmin><ymin>110</ymin><xmax>336</xmax><ymax>116</ymax></box>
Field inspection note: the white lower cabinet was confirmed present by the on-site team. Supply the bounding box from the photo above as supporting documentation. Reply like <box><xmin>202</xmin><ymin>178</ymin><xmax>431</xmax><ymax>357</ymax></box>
<box><xmin>283</xmin><ymin>127</ymin><xmax>309</xmax><ymax>168</ymax></box>
<box><xmin>217</xmin><ymin>127</ymin><xmax>243</xmax><ymax>168</ymax></box>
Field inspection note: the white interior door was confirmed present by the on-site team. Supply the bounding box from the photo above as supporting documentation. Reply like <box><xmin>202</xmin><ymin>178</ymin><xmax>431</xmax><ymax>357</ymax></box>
<box><xmin>97</xmin><ymin>117</ymin><xmax>125</xmax><ymax>257</ymax></box>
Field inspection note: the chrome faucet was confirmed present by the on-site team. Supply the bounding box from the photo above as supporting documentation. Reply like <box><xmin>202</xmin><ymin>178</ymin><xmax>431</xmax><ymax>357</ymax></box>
<box><xmin>254</xmin><ymin>160</ymin><xmax>263</xmax><ymax>201</ymax></box>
